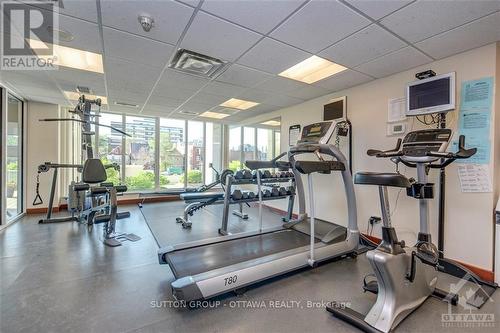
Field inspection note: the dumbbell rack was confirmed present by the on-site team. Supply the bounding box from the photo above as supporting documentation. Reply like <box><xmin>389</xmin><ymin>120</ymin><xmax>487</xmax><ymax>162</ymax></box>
<box><xmin>219</xmin><ymin>174</ymin><xmax>296</xmax><ymax>236</ymax></box>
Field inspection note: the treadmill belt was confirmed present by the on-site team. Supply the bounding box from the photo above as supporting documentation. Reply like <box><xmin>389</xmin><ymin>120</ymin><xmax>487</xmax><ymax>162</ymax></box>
<box><xmin>167</xmin><ymin>230</ymin><xmax>317</xmax><ymax>278</ymax></box>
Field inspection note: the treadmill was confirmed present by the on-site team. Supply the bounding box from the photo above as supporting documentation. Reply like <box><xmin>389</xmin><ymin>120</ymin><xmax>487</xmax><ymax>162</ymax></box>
<box><xmin>157</xmin><ymin>120</ymin><xmax>359</xmax><ymax>301</ymax></box>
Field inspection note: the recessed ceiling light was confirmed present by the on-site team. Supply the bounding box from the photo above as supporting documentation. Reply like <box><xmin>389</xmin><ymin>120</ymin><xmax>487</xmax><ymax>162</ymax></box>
<box><xmin>279</xmin><ymin>55</ymin><xmax>347</xmax><ymax>84</ymax></box>
<box><xmin>220</xmin><ymin>98</ymin><xmax>259</xmax><ymax>110</ymax></box>
<box><xmin>200</xmin><ymin>111</ymin><xmax>229</xmax><ymax>119</ymax></box>
<box><xmin>261</xmin><ymin>120</ymin><xmax>280</xmax><ymax>126</ymax></box>
<box><xmin>29</xmin><ymin>39</ymin><xmax>104</xmax><ymax>73</ymax></box>
<box><xmin>64</xmin><ymin>91</ymin><xmax>108</xmax><ymax>104</ymax></box>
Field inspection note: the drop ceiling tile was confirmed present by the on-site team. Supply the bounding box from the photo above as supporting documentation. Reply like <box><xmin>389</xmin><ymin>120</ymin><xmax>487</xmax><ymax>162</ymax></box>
<box><xmin>200</xmin><ymin>81</ymin><xmax>246</xmax><ymax>97</ymax></box>
<box><xmin>101</xmin><ymin>0</ymin><xmax>194</xmax><ymax>45</ymax></box>
<box><xmin>180</xmin><ymin>11</ymin><xmax>262</xmax><ymax>62</ymax></box>
<box><xmin>156</xmin><ymin>69</ymin><xmax>209</xmax><ymax>92</ymax></box>
<box><xmin>263</xmin><ymin>94</ymin><xmax>303</xmax><ymax>108</ymax></box>
<box><xmin>103</xmin><ymin>27</ymin><xmax>175</xmax><ymax>68</ymax></box>
<box><xmin>201</xmin><ymin>0</ymin><xmax>306</xmax><ymax>34</ymax></box>
<box><xmin>355</xmin><ymin>47</ymin><xmax>432</xmax><ymax>78</ymax></box>
<box><xmin>177</xmin><ymin>0</ymin><xmax>201</xmax><ymax>7</ymax></box>
<box><xmin>381</xmin><ymin>0</ymin><xmax>500</xmax><ymax>43</ymax></box>
<box><xmin>142</xmin><ymin>105</ymin><xmax>178</xmax><ymax>117</ymax></box>
<box><xmin>415</xmin><ymin>11</ymin><xmax>500</xmax><ymax>60</ymax></box>
<box><xmin>28</xmin><ymin>95</ymin><xmax>70</xmax><ymax>105</ymax></box>
<box><xmin>287</xmin><ymin>85</ymin><xmax>330</xmax><ymax>100</ymax></box>
<box><xmin>237</xmin><ymin>38</ymin><xmax>310</xmax><ymax>74</ymax></box>
<box><xmin>28</xmin><ymin>0</ymin><xmax>99</xmax><ymax>23</ymax></box>
<box><xmin>215</xmin><ymin>64</ymin><xmax>273</xmax><ymax>88</ymax></box>
<box><xmin>320</xmin><ymin>24</ymin><xmax>406</xmax><ymax>67</ymax></box>
<box><xmin>49</xmin><ymin>68</ymin><xmax>106</xmax><ymax>95</ymax></box>
<box><xmin>32</xmin><ymin>9</ymin><xmax>102</xmax><ymax>53</ymax></box>
<box><xmin>107</xmin><ymin>103</ymin><xmax>143</xmax><ymax>114</ymax></box>
<box><xmin>313</xmin><ymin>69</ymin><xmax>373</xmax><ymax>91</ymax></box>
<box><xmin>147</xmin><ymin>94</ymin><xmax>186</xmax><ymax>108</ymax></box>
<box><xmin>105</xmin><ymin>56</ymin><xmax>162</xmax><ymax>94</ymax></box>
<box><xmin>254</xmin><ymin>76</ymin><xmax>308</xmax><ymax>95</ymax></box>
<box><xmin>236</xmin><ymin>89</ymin><xmax>275</xmax><ymax>104</ymax></box>
<box><xmin>270</xmin><ymin>0</ymin><xmax>370</xmax><ymax>53</ymax></box>
<box><xmin>151</xmin><ymin>84</ymin><xmax>198</xmax><ymax>101</ymax></box>
<box><xmin>188</xmin><ymin>91</ymin><xmax>229</xmax><ymax>106</ymax></box>
<box><xmin>344</xmin><ymin>0</ymin><xmax>413</xmax><ymax>20</ymax></box>
<box><xmin>178</xmin><ymin>100</ymin><xmax>214</xmax><ymax>114</ymax></box>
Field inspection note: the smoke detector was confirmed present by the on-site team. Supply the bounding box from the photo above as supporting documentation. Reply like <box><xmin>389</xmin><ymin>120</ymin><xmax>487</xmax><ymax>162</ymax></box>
<box><xmin>169</xmin><ymin>49</ymin><xmax>227</xmax><ymax>78</ymax></box>
<box><xmin>138</xmin><ymin>15</ymin><xmax>154</xmax><ymax>32</ymax></box>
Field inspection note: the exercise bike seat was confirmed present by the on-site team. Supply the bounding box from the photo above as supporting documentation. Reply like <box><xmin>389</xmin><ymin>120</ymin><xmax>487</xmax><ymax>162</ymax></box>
<box><xmin>180</xmin><ymin>192</ymin><xmax>224</xmax><ymax>201</ymax></box>
<box><xmin>355</xmin><ymin>172</ymin><xmax>410</xmax><ymax>188</ymax></box>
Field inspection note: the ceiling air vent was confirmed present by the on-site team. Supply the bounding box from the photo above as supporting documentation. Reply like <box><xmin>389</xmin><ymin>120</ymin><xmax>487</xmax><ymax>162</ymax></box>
<box><xmin>178</xmin><ymin>110</ymin><xmax>199</xmax><ymax>115</ymax></box>
<box><xmin>114</xmin><ymin>101</ymin><xmax>138</xmax><ymax>108</ymax></box>
<box><xmin>169</xmin><ymin>49</ymin><xmax>226</xmax><ymax>78</ymax></box>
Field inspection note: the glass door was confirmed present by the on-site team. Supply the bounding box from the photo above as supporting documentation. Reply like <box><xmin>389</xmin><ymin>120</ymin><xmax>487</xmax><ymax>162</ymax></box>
<box><xmin>5</xmin><ymin>94</ymin><xmax>23</xmax><ymax>222</ymax></box>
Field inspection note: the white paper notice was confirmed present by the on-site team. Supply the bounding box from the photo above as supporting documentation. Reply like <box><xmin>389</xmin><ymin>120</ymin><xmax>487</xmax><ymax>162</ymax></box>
<box><xmin>388</xmin><ymin>97</ymin><xmax>406</xmax><ymax>123</ymax></box>
<box><xmin>457</xmin><ymin>164</ymin><xmax>492</xmax><ymax>193</ymax></box>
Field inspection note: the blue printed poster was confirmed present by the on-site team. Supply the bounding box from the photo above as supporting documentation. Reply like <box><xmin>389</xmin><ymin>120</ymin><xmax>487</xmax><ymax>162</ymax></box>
<box><xmin>457</xmin><ymin>77</ymin><xmax>493</xmax><ymax>164</ymax></box>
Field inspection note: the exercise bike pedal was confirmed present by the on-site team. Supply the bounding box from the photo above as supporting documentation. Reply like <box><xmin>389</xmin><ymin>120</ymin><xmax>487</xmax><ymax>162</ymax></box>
<box><xmin>362</xmin><ymin>274</ymin><xmax>378</xmax><ymax>294</ymax></box>
<box><xmin>432</xmin><ymin>287</ymin><xmax>459</xmax><ymax>305</ymax></box>
<box><xmin>182</xmin><ymin>221</ymin><xmax>192</xmax><ymax>229</ymax></box>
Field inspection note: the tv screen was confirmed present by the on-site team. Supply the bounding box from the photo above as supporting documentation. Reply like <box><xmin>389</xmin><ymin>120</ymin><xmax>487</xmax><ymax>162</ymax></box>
<box><xmin>406</xmin><ymin>72</ymin><xmax>455</xmax><ymax>116</ymax></box>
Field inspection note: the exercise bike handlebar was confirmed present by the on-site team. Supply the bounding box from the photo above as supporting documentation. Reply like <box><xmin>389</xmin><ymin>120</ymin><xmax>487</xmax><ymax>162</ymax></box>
<box><xmin>367</xmin><ymin>138</ymin><xmax>403</xmax><ymax>158</ymax></box>
<box><xmin>426</xmin><ymin>135</ymin><xmax>477</xmax><ymax>160</ymax></box>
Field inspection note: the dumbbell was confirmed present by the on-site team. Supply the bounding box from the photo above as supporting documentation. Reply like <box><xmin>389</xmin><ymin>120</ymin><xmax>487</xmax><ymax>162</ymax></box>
<box><xmin>242</xmin><ymin>169</ymin><xmax>252</xmax><ymax>179</ymax></box>
<box><xmin>270</xmin><ymin>187</ymin><xmax>280</xmax><ymax>197</ymax></box>
<box><xmin>242</xmin><ymin>191</ymin><xmax>249</xmax><ymax>199</ymax></box>
<box><xmin>232</xmin><ymin>189</ymin><xmax>243</xmax><ymax>200</ymax></box>
<box><xmin>262</xmin><ymin>170</ymin><xmax>272</xmax><ymax>178</ymax></box>
<box><xmin>247</xmin><ymin>191</ymin><xmax>256</xmax><ymax>199</ymax></box>
<box><xmin>279</xmin><ymin>187</ymin><xmax>287</xmax><ymax>196</ymax></box>
<box><xmin>234</xmin><ymin>170</ymin><xmax>244</xmax><ymax>180</ymax></box>
<box><xmin>252</xmin><ymin>170</ymin><xmax>262</xmax><ymax>179</ymax></box>
<box><xmin>286</xmin><ymin>171</ymin><xmax>294</xmax><ymax>178</ymax></box>
<box><xmin>286</xmin><ymin>186</ymin><xmax>296</xmax><ymax>195</ymax></box>
<box><xmin>261</xmin><ymin>189</ymin><xmax>271</xmax><ymax>197</ymax></box>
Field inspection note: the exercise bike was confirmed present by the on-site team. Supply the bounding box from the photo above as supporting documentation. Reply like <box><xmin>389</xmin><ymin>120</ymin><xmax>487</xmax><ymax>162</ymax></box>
<box><xmin>328</xmin><ymin>128</ymin><xmax>476</xmax><ymax>332</ymax></box>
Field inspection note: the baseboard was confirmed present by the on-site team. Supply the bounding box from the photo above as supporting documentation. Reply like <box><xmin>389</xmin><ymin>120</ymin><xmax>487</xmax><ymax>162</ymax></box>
<box><xmin>26</xmin><ymin>195</ymin><xmax>180</xmax><ymax>214</ymax></box>
<box><xmin>360</xmin><ymin>233</ymin><xmax>494</xmax><ymax>283</ymax></box>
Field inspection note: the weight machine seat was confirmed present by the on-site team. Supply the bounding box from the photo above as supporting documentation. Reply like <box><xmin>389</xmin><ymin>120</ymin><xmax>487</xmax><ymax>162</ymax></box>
<box><xmin>355</xmin><ymin>172</ymin><xmax>411</xmax><ymax>188</ymax></box>
<box><xmin>180</xmin><ymin>192</ymin><xmax>224</xmax><ymax>201</ymax></box>
<box><xmin>82</xmin><ymin>159</ymin><xmax>107</xmax><ymax>184</ymax></box>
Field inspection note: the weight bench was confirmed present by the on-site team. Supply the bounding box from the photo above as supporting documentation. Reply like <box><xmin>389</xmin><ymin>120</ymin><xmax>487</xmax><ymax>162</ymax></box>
<box><xmin>176</xmin><ymin>191</ymin><xmax>248</xmax><ymax>229</ymax></box>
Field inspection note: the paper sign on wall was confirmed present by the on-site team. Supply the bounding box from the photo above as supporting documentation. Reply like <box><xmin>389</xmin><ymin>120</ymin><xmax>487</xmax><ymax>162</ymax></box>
<box><xmin>289</xmin><ymin>124</ymin><xmax>301</xmax><ymax>147</ymax></box>
<box><xmin>457</xmin><ymin>77</ymin><xmax>494</xmax><ymax>164</ymax></box>
<box><xmin>387</xmin><ymin>97</ymin><xmax>407</xmax><ymax>123</ymax></box>
<box><xmin>457</xmin><ymin>164</ymin><xmax>492</xmax><ymax>193</ymax></box>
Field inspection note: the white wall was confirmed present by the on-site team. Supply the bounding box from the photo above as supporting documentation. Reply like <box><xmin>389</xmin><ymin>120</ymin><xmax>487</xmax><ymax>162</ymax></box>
<box><xmin>241</xmin><ymin>43</ymin><xmax>499</xmax><ymax>270</ymax></box>
<box><xmin>26</xmin><ymin>102</ymin><xmax>60</xmax><ymax>210</ymax></box>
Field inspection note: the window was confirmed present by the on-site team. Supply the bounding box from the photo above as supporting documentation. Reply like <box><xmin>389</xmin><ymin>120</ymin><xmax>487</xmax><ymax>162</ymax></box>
<box><xmin>228</xmin><ymin>126</ymin><xmax>242</xmax><ymax>171</ymax></box>
<box><xmin>187</xmin><ymin>121</ymin><xmax>204</xmax><ymax>187</ymax></box>
<box><xmin>243</xmin><ymin>127</ymin><xmax>256</xmax><ymax>162</ymax></box>
<box><xmin>257</xmin><ymin>128</ymin><xmax>273</xmax><ymax>161</ymax></box>
<box><xmin>124</xmin><ymin>116</ymin><xmax>156</xmax><ymax>191</ymax></box>
<box><xmin>274</xmin><ymin>131</ymin><xmax>281</xmax><ymax>156</ymax></box>
<box><xmin>5</xmin><ymin>94</ymin><xmax>23</xmax><ymax>222</ymax></box>
<box><xmin>94</xmin><ymin>113</ymin><xmax>223</xmax><ymax>192</ymax></box>
<box><xmin>205</xmin><ymin>122</ymin><xmax>223</xmax><ymax>185</ymax></box>
<box><xmin>97</xmin><ymin>113</ymin><xmax>124</xmax><ymax>185</ymax></box>
<box><xmin>159</xmin><ymin>118</ymin><xmax>185</xmax><ymax>189</ymax></box>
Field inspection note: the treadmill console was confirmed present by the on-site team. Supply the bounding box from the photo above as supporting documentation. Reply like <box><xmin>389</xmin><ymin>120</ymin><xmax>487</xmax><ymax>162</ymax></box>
<box><xmin>298</xmin><ymin>121</ymin><xmax>335</xmax><ymax>145</ymax></box>
<box><xmin>401</xmin><ymin>129</ymin><xmax>452</xmax><ymax>162</ymax></box>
